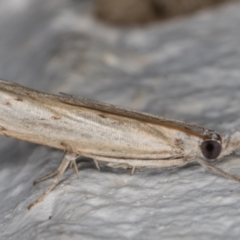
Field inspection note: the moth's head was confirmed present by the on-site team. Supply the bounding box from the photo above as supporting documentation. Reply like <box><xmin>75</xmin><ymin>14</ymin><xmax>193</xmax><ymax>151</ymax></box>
<box><xmin>200</xmin><ymin>140</ymin><xmax>222</xmax><ymax>160</ymax></box>
<box><xmin>200</xmin><ymin>131</ymin><xmax>240</xmax><ymax>160</ymax></box>
<box><xmin>221</xmin><ymin>131</ymin><xmax>240</xmax><ymax>156</ymax></box>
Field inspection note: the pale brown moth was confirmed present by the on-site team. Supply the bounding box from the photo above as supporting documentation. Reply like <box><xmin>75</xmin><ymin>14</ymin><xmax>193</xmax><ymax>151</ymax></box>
<box><xmin>0</xmin><ymin>79</ymin><xmax>240</xmax><ymax>209</ymax></box>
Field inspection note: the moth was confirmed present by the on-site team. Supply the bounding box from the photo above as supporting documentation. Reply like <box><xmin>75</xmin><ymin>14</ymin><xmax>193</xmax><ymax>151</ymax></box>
<box><xmin>0</xmin><ymin>79</ymin><xmax>240</xmax><ymax>209</ymax></box>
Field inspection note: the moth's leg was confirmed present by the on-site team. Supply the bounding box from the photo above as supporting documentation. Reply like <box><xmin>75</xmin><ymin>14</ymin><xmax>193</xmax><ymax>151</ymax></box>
<box><xmin>33</xmin><ymin>153</ymin><xmax>79</xmax><ymax>185</ymax></box>
<box><xmin>69</xmin><ymin>159</ymin><xmax>79</xmax><ymax>176</ymax></box>
<box><xmin>196</xmin><ymin>158</ymin><xmax>240</xmax><ymax>183</ymax></box>
<box><xmin>131</xmin><ymin>166</ymin><xmax>136</xmax><ymax>176</ymax></box>
<box><xmin>28</xmin><ymin>152</ymin><xmax>79</xmax><ymax>209</ymax></box>
<box><xmin>94</xmin><ymin>159</ymin><xmax>101</xmax><ymax>171</ymax></box>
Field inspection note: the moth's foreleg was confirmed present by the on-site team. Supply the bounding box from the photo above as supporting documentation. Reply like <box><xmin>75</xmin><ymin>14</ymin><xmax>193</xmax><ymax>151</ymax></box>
<box><xmin>196</xmin><ymin>158</ymin><xmax>240</xmax><ymax>183</ymax></box>
<box><xmin>28</xmin><ymin>152</ymin><xmax>79</xmax><ymax>209</ymax></box>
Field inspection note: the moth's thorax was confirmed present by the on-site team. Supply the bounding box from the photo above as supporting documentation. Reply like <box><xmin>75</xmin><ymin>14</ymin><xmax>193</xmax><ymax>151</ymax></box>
<box><xmin>182</xmin><ymin>134</ymin><xmax>203</xmax><ymax>159</ymax></box>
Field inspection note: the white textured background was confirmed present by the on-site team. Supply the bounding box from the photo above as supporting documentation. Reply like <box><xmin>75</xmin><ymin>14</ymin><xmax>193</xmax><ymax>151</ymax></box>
<box><xmin>1</xmin><ymin>0</ymin><xmax>240</xmax><ymax>239</ymax></box>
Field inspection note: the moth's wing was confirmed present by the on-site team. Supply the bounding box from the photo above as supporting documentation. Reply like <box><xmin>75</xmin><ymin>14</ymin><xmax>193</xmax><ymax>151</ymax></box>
<box><xmin>0</xmin><ymin>79</ymin><xmax>216</xmax><ymax>139</ymax></box>
<box><xmin>58</xmin><ymin>93</ymin><xmax>214</xmax><ymax>139</ymax></box>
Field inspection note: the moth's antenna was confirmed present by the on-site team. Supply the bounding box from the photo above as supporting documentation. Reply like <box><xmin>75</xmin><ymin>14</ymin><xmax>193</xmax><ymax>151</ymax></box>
<box><xmin>196</xmin><ymin>158</ymin><xmax>240</xmax><ymax>183</ymax></box>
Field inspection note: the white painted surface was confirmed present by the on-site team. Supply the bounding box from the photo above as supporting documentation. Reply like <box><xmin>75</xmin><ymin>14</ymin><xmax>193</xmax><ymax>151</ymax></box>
<box><xmin>1</xmin><ymin>0</ymin><xmax>240</xmax><ymax>239</ymax></box>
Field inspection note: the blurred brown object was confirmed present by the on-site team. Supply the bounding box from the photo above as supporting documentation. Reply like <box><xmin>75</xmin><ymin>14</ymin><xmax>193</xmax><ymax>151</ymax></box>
<box><xmin>94</xmin><ymin>0</ymin><xmax>236</xmax><ymax>25</ymax></box>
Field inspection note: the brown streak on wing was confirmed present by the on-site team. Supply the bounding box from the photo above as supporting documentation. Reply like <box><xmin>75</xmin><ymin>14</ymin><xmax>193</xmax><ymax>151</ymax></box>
<box><xmin>58</xmin><ymin>94</ymin><xmax>214</xmax><ymax>140</ymax></box>
<box><xmin>86</xmin><ymin>153</ymin><xmax>184</xmax><ymax>160</ymax></box>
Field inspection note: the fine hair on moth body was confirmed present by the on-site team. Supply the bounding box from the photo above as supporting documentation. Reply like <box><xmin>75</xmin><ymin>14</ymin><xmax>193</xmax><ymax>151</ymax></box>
<box><xmin>1</xmin><ymin>79</ymin><xmax>240</xmax><ymax>209</ymax></box>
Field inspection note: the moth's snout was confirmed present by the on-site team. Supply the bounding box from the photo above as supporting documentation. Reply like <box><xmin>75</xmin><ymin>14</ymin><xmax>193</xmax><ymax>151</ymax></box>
<box><xmin>200</xmin><ymin>140</ymin><xmax>222</xmax><ymax>160</ymax></box>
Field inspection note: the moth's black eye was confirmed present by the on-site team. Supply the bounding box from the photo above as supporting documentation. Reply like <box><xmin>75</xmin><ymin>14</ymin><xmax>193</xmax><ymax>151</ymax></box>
<box><xmin>200</xmin><ymin>140</ymin><xmax>222</xmax><ymax>159</ymax></box>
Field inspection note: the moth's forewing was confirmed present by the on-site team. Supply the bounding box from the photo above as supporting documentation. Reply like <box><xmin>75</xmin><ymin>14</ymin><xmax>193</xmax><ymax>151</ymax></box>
<box><xmin>0</xmin><ymin>79</ymin><xmax>220</xmax><ymax>166</ymax></box>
